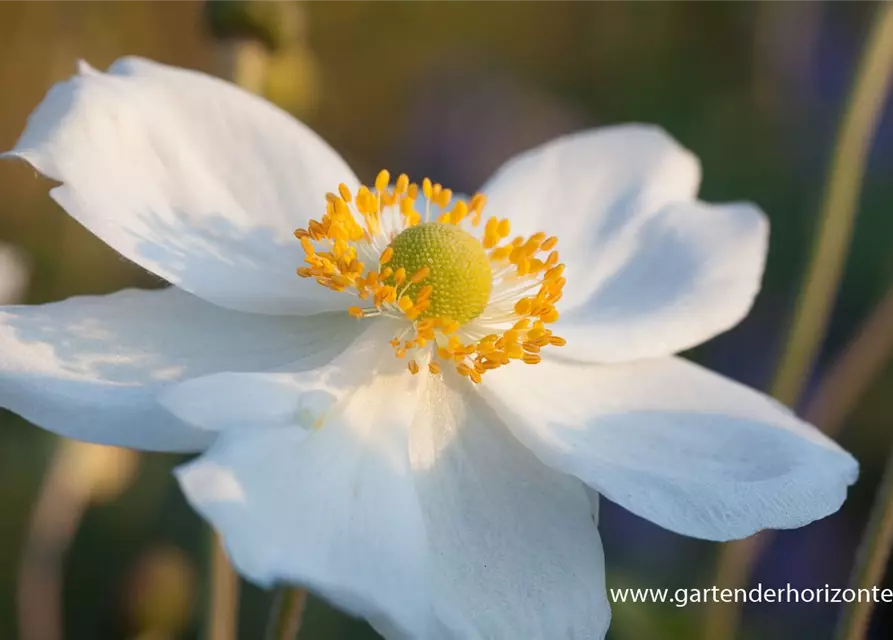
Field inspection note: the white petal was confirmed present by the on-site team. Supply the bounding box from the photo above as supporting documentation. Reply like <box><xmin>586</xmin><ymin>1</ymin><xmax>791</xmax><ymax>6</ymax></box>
<box><xmin>175</xmin><ymin>368</ymin><xmax>437</xmax><ymax>639</ymax></box>
<box><xmin>159</xmin><ymin>318</ymin><xmax>398</xmax><ymax>431</ymax></box>
<box><xmin>481</xmin><ymin>125</ymin><xmax>768</xmax><ymax>361</ymax></box>
<box><xmin>0</xmin><ymin>242</ymin><xmax>30</xmax><ymax>304</ymax></box>
<box><xmin>482</xmin><ymin>357</ymin><xmax>858</xmax><ymax>541</ymax></box>
<box><xmin>556</xmin><ymin>200</ymin><xmax>768</xmax><ymax>362</ymax></box>
<box><xmin>410</xmin><ymin>376</ymin><xmax>610</xmax><ymax>639</ymax></box>
<box><xmin>4</xmin><ymin>57</ymin><xmax>356</xmax><ymax>315</ymax></box>
<box><xmin>481</xmin><ymin>124</ymin><xmax>700</xmax><ymax>282</ymax></box>
<box><xmin>0</xmin><ymin>287</ymin><xmax>360</xmax><ymax>451</ymax></box>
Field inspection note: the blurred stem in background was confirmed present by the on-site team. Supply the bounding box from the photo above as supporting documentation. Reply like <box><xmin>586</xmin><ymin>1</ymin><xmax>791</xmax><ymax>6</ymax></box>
<box><xmin>265</xmin><ymin>587</ymin><xmax>309</xmax><ymax>640</ymax></box>
<box><xmin>769</xmin><ymin>6</ymin><xmax>893</xmax><ymax>409</ymax></box>
<box><xmin>205</xmin><ymin>532</ymin><xmax>239</xmax><ymax>640</ymax></box>
<box><xmin>18</xmin><ymin>441</ymin><xmax>138</xmax><ymax>640</ymax></box>
<box><xmin>806</xmin><ymin>286</ymin><xmax>893</xmax><ymax>439</ymax></box>
<box><xmin>836</xmin><ymin>441</ymin><xmax>893</xmax><ymax>640</ymax></box>
<box><xmin>823</xmin><ymin>281</ymin><xmax>893</xmax><ymax>640</ymax></box>
<box><xmin>203</xmin><ymin>2</ymin><xmax>316</xmax><ymax>638</ymax></box>
<box><xmin>704</xmin><ymin>3</ymin><xmax>893</xmax><ymax>639</ymax></box>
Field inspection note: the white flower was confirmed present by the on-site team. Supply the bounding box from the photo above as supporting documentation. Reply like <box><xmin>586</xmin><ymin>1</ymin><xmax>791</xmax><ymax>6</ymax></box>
<box><xmin>0</xmin><ymin>58</ymin><xmax>857</xmax><ymax>640</ymax></box>
<box><xmin>0</xmin><ymin>241</ymin><xmax>29</xmax><ymax>304</ymax></box>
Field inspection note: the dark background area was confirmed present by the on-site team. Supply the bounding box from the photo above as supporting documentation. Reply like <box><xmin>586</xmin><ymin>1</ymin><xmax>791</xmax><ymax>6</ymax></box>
<box><xmin>0</xmin><ymin>2</ymin><xmax>891</xmax><ymax>639</ymax></box>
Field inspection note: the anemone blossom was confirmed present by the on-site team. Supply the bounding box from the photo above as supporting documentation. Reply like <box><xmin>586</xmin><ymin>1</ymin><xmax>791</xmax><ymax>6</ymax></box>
<box><xmin>0</xmin><ymin>58</ymin><xmax>857</xmax><ymax>639</ymax></box>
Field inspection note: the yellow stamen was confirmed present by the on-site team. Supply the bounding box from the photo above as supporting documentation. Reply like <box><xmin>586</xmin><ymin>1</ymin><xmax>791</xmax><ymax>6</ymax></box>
<box><xmin>293</xmin><ymin>171</ymin><xmax>568</xmax><ymax>382</ymax></box>
<box><xmin>375</xmin><ymin>170</ymin><xmax>390</xmax><ymax>193</ymax></box>
<box><xmin>410</xmin><ymin>267</ymin><xmax>430</xmax><ymax>284</ymax></box>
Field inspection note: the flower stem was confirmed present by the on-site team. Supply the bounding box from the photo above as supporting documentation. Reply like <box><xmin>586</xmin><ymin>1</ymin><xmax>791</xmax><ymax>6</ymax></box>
<box><xmin>803</xmin><ymin>285</ymin><xmax>893</xmax><ymax>438</ymax></box>
<box><xmin>18</xmin><ymin>441</ymin><xmax>137</xmax><ymax>640</ymax></box>
<box><xmin>771</xmin><ymin>0</ymin><xmax>893</xmax><ymax>407</ymax></box>
<box><xmin>702</xmin><ymin>3</ymin><xmax>893</xmax><ymax>639</ymax></box>
<box><xmin>265</xmin><ymin>587</ymin><xmax>308</xmax><ymax>640</ymax></box>
<box><xmin>835</xmin><ymin>446</ymin><xmax>893</xmax><ymax>640</ymax></box>
<box><xmin>206</xmin><ymin>532</ymin><xmax>240</xmax><ymax>640</ymax></box>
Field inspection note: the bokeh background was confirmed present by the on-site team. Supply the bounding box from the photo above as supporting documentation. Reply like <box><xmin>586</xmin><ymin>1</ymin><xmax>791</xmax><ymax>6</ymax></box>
<box><xmin>1</xmin><ymin>1</ymin><xmax>892</xmax><ymax>639</ymax></box>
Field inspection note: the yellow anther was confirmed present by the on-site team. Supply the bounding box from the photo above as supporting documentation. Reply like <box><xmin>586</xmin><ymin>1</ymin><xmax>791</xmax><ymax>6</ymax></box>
<box><xmin>410</xmin><ymin>266</ymin><xmax>430</xmax><ymax>284</ymax></box>
<box><xmin>422</xmin><ymin>178</ymin><xmax>433</xmax><ymax>200</ymax></box>
<box><xmin>440</xmin><ymin>319</ymin><xmax>461</xmax><ymax>334</ymax></box>
<box><xmin>396</xmin><ymin>173</ymin><xmax>409</xmax><ymax>193</ymax></box>
<box><xmin>375</xmin><ymin>170</ymin><xmax>390</xmax><ymax>192</ymax></box>
<box><xmin>496</xmin><ymin>218</ymin><xmax>511</xmax><ymax>237</ymax></box>
<box><xmin>522</xmin><ymin>353</ymin><xmax>542</xmax><ymax>365</ymax></box>
<box><xmin>527</xmin><ymin>232</ymin><xmax>546</xmax><ymax>248</ymax></box>
<box><xmin>398</xmin><ymin>295</ymin><xmax>414</xmax><ymax>313</ymax></box>
<box><xmin>394</xmin><ymin>267</ymin><xmax>407</xmax><ymax>285</ymax></box>
<box><xmin>348</xmin><ymin>306</ymin><xmax>365</xmax><ymax>319</ymax></box>
<box><xmin>338</xmin><ymin>183</ymin><xmax>353</xmax><ymax>202</ymax></box>
<box><xmin>437</xmin><ymin>188</ymin><xmax>453</xmax><ymax>208</ymax></box>
<box><xmin>541</xmin><ymin>236</ymin><xmax>558</xmax><ymax>251</ymax></box>
<box><xmin>416</xmin><ymin>285</ymin><xmax>433</xmax><ymax>301</ymax></box>
<box><xmin>456</xmin><ymin>363</ymin><xmax>473</xmax><ymax>377</ymax></box>
<box><xmin>428</xmin><ymin>362</ymin><xmax>441</xmax><ymax>375</ymax></box>
<box><xmin>332</xmin><ymin>197</ymin><xmax>348</xmax><ymax>217</ymax></box>
<box><xmin>503</xmin><ymin>329</ymin><xmax>521</xmax><ymax>343</ymax></box>
<box><xmin>506</xmin><ymin>343</ymin><xmax>524</xmax><ymax>359</ymax></box>
<box><xmin>437</xmin><ymin>346</ymin><xmax>453</xmax><ymax>360</ymax></box>
<box><xmin>408</xmin><ymin>360</ymin><xmax>420</xmax><ymax>375</ymax></box>
<box><xmin>450</xmin><ymin>201</ymin><xmax>469</xmax><ymax>224</ymax></box>
<box><xmin>549</xmin><ymin>336</ymin><xmax>567</xmax><ymax>347</ymax></box>
<box><xmin>514</xmin><ymin>298</ymin><xmax>532</xmax><ymax>316</ymax></box>
<box><xmin>380</xmin><ymin>247</ymin><xmax>394</xmax><ymax>265</ymax></box>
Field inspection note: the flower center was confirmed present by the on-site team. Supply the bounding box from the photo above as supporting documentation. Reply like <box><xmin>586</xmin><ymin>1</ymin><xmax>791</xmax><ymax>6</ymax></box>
<box><xmin>293</xmin><ymin>170</ymin><xmax>567</xmax><ymax>383</ymax></box>
<box><xmin>385</xmin><ymin>222</ymin><xmax>491</xmax><ymax>325</ymax></box>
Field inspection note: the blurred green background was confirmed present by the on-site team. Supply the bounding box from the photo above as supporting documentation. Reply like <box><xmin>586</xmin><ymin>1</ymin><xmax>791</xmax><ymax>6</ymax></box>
<box><xmin>1</xmin><ymin>1</ymin><xmax>892</xmax><ymax>639</ymax></box>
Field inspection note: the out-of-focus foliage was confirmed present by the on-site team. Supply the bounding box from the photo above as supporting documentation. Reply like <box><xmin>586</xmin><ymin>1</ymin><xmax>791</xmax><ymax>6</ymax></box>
<box><xmin>0</xmin><ymin>2</ymin><xmax>891</xmax><ymax>639</ymax></box>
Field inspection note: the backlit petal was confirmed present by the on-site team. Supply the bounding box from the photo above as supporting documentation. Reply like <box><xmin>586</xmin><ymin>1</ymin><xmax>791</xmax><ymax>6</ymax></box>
<box><xmin>410</xmin><ymin>376</ymin><xmax>610</xmax><ymax>639</ymax></box>
<box><xmin>483</xmin><ymin>356</ymin><xmax>858</xmax><ymax>541</ymax></box>
<box><xmin>0</xmin><ymin>287</ymin><xmax>359</xmax><ymax>451</ymax></box>
<box><xmin>4</xmin><ymin>57</ymin><xmax>356</xmax><ymax>315</ymax></box>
